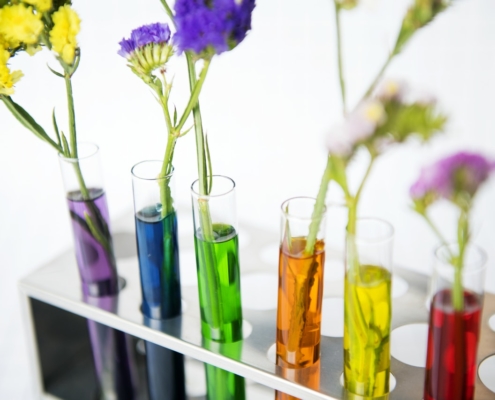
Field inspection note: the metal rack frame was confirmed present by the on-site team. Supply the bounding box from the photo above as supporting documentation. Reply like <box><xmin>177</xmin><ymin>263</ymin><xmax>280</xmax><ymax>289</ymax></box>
<box><xmin>18</xmin><ymin>211</ymin><xmax>495</xmax><ymax>399</ymax></box>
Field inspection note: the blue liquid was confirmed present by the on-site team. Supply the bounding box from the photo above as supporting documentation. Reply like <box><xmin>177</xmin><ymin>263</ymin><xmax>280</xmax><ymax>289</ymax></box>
<box><xmin>146</xmin><ymin>342</ymin><xmax>186</xmax><ymax>400</ymax></box>
<box><xmin>135</xmin><ymin>207</ymin><xmax>182</xmax><ymax>319</ymax></box>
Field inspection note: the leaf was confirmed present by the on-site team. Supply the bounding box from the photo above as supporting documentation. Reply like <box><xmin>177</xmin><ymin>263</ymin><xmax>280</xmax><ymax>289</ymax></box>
<box><xmin>61</xmin><ymin>132</ymin><xmax>70</xmax><ymax>157</ymax></box>
<box><xmin>205</xmin><ymin>133</ymin><xmax>213</xmax><ymax>195</ymax></box>
<box><xmin>47</xmin><ymin>63</ymin><xmax>64</xmax><ymax>78</ymax></box>
<box><xmin>173</xmin><ymin>106</ymin><xmax>178</xmax><ymax>127</ymax></box>
<box><xmin>179</xmin><ymin>125</ymin><xmax>193</xmax><ymax>137</ymax></box>
<box><xmin>1</xmin><ymin>96</ymin><xmax>61</xmax><ymax>151</ymax></box>
<box><xmin>52</xmin><ymin>108</ymin><xmax>61</xmax><ymax>147</ymax></box>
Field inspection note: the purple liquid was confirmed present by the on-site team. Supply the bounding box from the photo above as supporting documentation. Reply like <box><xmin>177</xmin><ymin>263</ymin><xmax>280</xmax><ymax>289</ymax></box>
<box><xmin>85</xmin><ymin>294</ymin><xmax>138</xmax><ymax>399</ymax></box>
<box><xmin>67</xmin><ymin>188</ymin><xmax>118</xmax><ymax>296</ymax></box>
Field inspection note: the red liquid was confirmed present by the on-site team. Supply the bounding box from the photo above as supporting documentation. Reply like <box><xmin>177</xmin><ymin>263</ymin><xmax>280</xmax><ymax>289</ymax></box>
<box><xmin>424</xmin><ymin>289</ymin><xmax>482</xmax><ymax>400</ymax></box>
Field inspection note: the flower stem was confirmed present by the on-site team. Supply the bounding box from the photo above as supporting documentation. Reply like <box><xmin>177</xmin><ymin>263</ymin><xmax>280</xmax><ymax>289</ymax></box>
<box><xmin>160</xmin><ymin>0</ymin><xmax>176</xmax><ymax>28</ymax></box>
<box><xmin>185</xmin><ymin>53</ymin><xmax>221</xmax><ymax>334</ymax></box>
<box><xmin>334</xmin><ymin>2</ymin><xmax>347</xmax><ymax>115</ymax></box>
<box><xmin>175</xmin><ymin>59</ymin><xmax>211</xmax><ymax>135</ymax></box>
<box><xmin>304</xmin><ymin>156</ymin><xmax>333</xmax><ymax>255</ymax></box>
<box><xmin>453</xmin><ymin>209</ymin><xmax>469</xmax><ymax>311</ymax></box>
<box><xmin>361</xmin><ymin>54</ymin><xmax>393</xmax><ymax>101</ymax></box>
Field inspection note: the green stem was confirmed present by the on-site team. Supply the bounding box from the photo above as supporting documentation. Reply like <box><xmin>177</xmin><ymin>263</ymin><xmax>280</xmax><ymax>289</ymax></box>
<box><xmin>175</xmin><ymin>59</ymin><xmax>211</xmax><ymax>135</ymax></box>
<box><xmin>186</xmin><ymin>54</ymin><xmax>209</xmax><ymax>196</ymax></box>
<box><xmin>453</xmin><ymin>209</ymin><xmax>469</xmax><ymax>311</ymax></box>
<box><xmin>361</xmin><ymin>54</ymin><xmax>393</xmax><ymax>101</ymax></box>
<box><xmin>304</xmin><ymin>156</ymin><xmax>333</xmax><ymax>254</ymax></box>
<box><xmin>185</xmin><ymin>53</ymin><xmax>221</xmax><ymax>332</ymax></box>
<box><xmin>334</xmin><ymin>2</ymin><xmax>347</xmax><ymax>115</ymax></box>
<box><xmin>159</xmin><ymin>0</ymin><xmax>177</xmax><ymax>27</ymax></box>
<box><xmin>64</xmin><ymin>73</ymin><xmax>77</xmax><ymax>158</ymax></box>
<box><xmin>354</xmin><ymin>154</ymin><xmax>374</xmax><ymax>205</ymax></box>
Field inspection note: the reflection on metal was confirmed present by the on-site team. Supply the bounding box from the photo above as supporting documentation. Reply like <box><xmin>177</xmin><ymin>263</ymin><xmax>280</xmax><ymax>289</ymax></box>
<box><xmin>85</xmin><ymin>288</ymin><xmax>138</xmax><ymax>399</ymax></box>
<box><xmin>144</xmin><ymin>318</ymin><xmax>186</xmax><ymax>400</ymax></box>
<box><xmin>19</xmin><ymin>213</ymin><xmax>495</xmax><ymax>399</ymax></box>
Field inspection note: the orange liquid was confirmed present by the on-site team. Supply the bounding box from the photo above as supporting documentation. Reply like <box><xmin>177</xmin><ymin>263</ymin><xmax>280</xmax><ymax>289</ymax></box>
<box><xmin>276</xmin><ymin>237</ymin><xmax>325</xmax><ymax>368</ymax></box>
<box><xmin>275</xmin><ymin>361</ymin><xmax>321</xmax><ymax>400</ymax></box>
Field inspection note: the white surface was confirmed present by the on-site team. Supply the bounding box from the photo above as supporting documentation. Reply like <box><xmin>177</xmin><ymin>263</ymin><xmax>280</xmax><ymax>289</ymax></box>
<box><xmin>242</xmin><ymin>273</ymin><xmax>279</xmax><ymax>310</ymax></box>
<box><xmin>478</xmin><ymin>355</ymin><xmax>495</xmax><ymax>393</ymax></box>
<box><xmin>391</xmin><ymin>323</ymin><xmax>428</xmax><ymax>368</ymax></box>
<box><xmin>2</xmin><ymin>0</ymin><xmax>495</xmax><ymax>397</ymax></box>
<box><xmin>392</xmin><ymin>276</ymin><xmax>409</xmax><ymax>299</ymax></box>
<box><xmin>489</xmin><ymin>314</ymin><xmax>495</xmax><ymax>333</ymax></box>
<box><xmin>321</xmin><ymin>298</ymin><xmax>345</xmax><ymax>338</ymax></box>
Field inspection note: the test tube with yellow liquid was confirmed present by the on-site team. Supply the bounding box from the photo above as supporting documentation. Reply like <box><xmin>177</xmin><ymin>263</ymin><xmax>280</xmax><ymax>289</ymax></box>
<box><xmin>344</xmin><ymin>218</ymin><xmax>394</xmax><ymax>398</ymax></box>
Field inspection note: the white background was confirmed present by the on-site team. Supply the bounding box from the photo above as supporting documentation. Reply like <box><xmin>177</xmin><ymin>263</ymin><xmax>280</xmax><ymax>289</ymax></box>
<box><xmin>1</xmin><ymin>0</ymin><xmax>495</xmax><ymax>397</ymax></box>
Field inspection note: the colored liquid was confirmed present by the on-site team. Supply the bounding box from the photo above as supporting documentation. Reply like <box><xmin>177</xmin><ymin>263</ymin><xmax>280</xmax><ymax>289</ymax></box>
<box><xmin>344</xmin><ymin>265</ymin><xmax>391</xmax><ymax>397</ymax></box>
<box><xmin>424</xmin><ymin>289</ymin><xmax>482</xmax><ymax>400</ymax></box>
<box><xmin>67</xmin><ymin>188</ymin><xmax>118</xmax><ymax>296</ymax></box>
<box><xmin>204</xmin><ymin>339</ymin><xmax>246</xmax><ymax>400</ymax></box>
<box><xmin>84</xmin><ymin>295</ymin><xmax>137</xmax><ymax>399</ymax></box>
<box><xmin>135</xmin><ymin>206</ymin><xmax>182</xmax><ymax>319</ymax></box>
<box><xmin>205</xmin><ymin>364</ymin><xmax>246</xmax><ymax>400</ymax></box>
<box><xmin>275</xmin><ymin>360</ymin><xmax>321</xmax><ymax>400</ymax></box>
<box><xmin>194</xmin><ymin>224</ymin><xmax>243</xmax><ymax>342</ymax></box>
<box><xmin>276</xmin><ymin>237</ymin><xmax>325</xmax><ymax>368</ymax></box>
<box><xmin>145</xmin><ymin>342</ymin><xmax>186</xmax><ymax>400</ymax></box>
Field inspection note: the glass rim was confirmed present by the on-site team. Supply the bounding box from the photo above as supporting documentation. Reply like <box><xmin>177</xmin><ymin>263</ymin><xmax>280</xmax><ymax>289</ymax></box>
<box><xmin>131</xmin><ymin>160</ymin><xmax>174</xmax><ymax>181</ymax></box>
<box><xmin>280</xmin><ymin>196</ymin><xmax>326</xmax><ymax>221</ymax></box>
<box><xmin>434</xmin><ymin>242</ymin><xmax>487</xmax><ymax>272</ymax></box>
<box><xmin>190</xmin><ymin>175</ymin><xmax>235</xmax><ymax>198</ymax></box>
<box><xmin>352</xmin><ymin>217</ymin><xmax>395</xmax><ymax>244</ymax></box>
<box><xmin>58</xmin><ymin>141</ymin><xmax>99</xmax><ymax>162</ymax></box>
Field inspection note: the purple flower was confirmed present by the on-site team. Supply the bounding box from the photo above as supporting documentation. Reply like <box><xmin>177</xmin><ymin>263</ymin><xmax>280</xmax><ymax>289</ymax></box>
<box><xmin>410</xmin><ymin>152</ymin><xmax>495</xmax><ymax>202</ymax></box>
<box><xmin>174</xmin><ymin>0</ymin><xmax>256</xmax><ymax>56</ymax></box>
<box><xmin>118</xmin><ymin>23</ymin><xmax>171</xmax><ymax>59</ymax></box>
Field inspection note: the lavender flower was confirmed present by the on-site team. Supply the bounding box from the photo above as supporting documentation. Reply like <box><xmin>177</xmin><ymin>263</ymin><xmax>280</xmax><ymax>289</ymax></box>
<box><xmin>118</xmin><ymin>23</ymin><xmax>171</xmax><ymax>58</ymax></box>
<box><xmin>174</xmin><ymin>0</ymin><xmax>255</xmax><ymax>56</ymax></box>
<box><xmin>410</xmin><ymin>152</ymin><xmax>495</xmax><ymax>205</ymax></box>
<box><xmin>118</xmin><ymin>23</ymin><xmax>173</xmax><ymax>80</ymax></box>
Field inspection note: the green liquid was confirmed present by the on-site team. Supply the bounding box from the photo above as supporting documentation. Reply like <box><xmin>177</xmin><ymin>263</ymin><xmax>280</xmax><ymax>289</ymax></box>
<box><xmin>205</xmin><ymin>364</ymin><xmax>246</xmax><ymax>400</ymax></box>
<box><xmin>195</xmin><ymin>223</ymin><xmax>246</xmax><ymax>400</ymax></box>
<box><xmin>194</xmin><ymin>223</ymin><xmax>243</xmax><ymax>342</ymax></box>
<box><xmin>344</xmin><ymin>265</ymin><xmax>392</xmax><ymax>397</ymax></box>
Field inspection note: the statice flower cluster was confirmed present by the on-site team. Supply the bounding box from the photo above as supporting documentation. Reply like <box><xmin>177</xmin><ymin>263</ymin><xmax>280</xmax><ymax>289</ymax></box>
<box><xmin>118</xmin><ymin>23</ymin><xmax>173</xmax><ymax>80</ymax></box>
<box><xmin>327</xmin><ymin>99</ymin><xmax>386</xmax><ymax>157</ymax></box>
<box><xmin>327</xmin><ymin>80</ymin><xmax>446</xmax><ymax>159</ymax></box>
<box><xmin>410</xmin><ymin>152</ymin><xmax>495</xmax><ymax>207</ymax></box>
<box><xmin>174</xmin><ymin>0</ymin><xmax>255</xmax><ymax>57</ymax></box>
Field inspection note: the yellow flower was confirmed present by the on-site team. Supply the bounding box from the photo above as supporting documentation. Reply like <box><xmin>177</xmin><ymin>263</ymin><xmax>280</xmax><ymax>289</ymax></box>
<box><xmin>49</xmin><ymin>5</ymin><xmax>81</xmax><ymax>65</ymax></box>
<box><xmin>0</xmin><ymin>46</ymin><xmax>23</xmax><ymax>95</ymax></box>
<box><xmin>23</xmin><ymin>0</ymin><xmax>53</xmax><ymax>13</ymax></box>
<box><xmin>0</xmin><ymin>4</ymin><xmax>43</xmax><ymax>46</ymax></box>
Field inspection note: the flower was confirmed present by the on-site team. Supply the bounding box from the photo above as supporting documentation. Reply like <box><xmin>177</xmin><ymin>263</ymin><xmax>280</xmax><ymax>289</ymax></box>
<box><xmin>49</xmin><ymin>5</ymin><xmax>81</xmax><ymax>65</ymax></box>
<box><xmin>118</xmin><ymin>23</ymin><xmax>174</xmax><ymax>80</ymax></box>
<box><xmin>326</xmin><ymin>124</ymin><xmax>355</xmax><ymax>157</ymax></box>
<box><xmin>376</xmin><ymin>80</ymin><xmax>408</xmax><ymax>102</ymax></box>
<box><xmin>174</xmin><ymin>0</ymin><xmax>256</xmax><ymax>56</ymax></box>
<box><xmin>410</xmin><ymin>152</ymin><xmax>495</xmax><ymax>205</ymax></box>
<box><xmin>23</xmin><ymin>0</ymin><xmax>53</xmax><ymax>13</ymax></box>
<box><xmin>0</xmin><ymin>45</ymin><xmax>23</xmax><ymax>95</ymax></box>
<box><xmin>326</xmin><ymin>99</ymin><xmax>386</xmax><ymax>157</ymax></box>
<box><xmin>0</xmin><ymin>4</ymin><xmax>43</xmax><ymax>46</ymax></box>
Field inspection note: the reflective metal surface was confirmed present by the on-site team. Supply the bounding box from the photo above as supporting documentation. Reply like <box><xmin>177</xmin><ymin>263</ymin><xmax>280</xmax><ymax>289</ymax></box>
<box><xmin>19</xmin><ymin>210</ymin><xmax>495</xmax><ymax>399</ymax></box>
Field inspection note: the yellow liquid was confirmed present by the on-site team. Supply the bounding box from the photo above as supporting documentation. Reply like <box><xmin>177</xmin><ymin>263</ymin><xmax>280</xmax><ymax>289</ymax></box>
<box><xmin>344</xmin><ymin>265</ymin><xmax>392</xmax><ymax>397</ymax></box>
